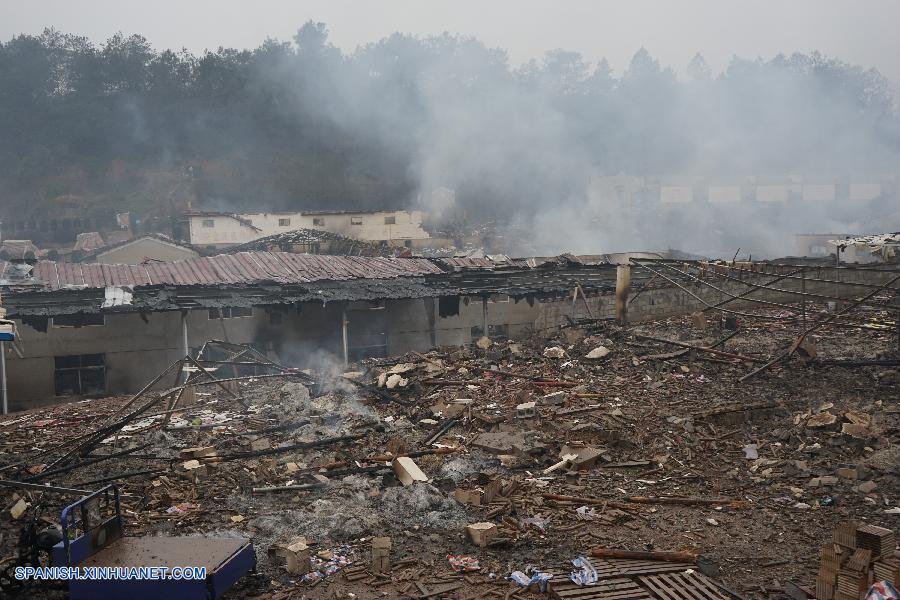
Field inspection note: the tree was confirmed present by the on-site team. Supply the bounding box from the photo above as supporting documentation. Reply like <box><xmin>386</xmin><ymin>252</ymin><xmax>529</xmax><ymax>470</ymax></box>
<box><xmin>0</xmin><ymin>25</ymin><xmax>897</xmax><ymax>234</ymax></box>
<box><xmin>686</xmin><ymin>52</ymin><xmax>711</xmax><ymax>81</ymax></box>
<box><xmin>102</xmin><ymin>32</ymin><xmax>153</xmax><ymax>93</ymax></box>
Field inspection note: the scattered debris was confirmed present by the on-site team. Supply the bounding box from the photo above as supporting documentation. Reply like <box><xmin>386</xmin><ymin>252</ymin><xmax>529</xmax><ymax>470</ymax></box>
<box><xmin>370</xmin><ymin>536</ymin><xmax>391</xmax><ymax>574</ymax></box>
<box><xmin>466</xmin><ymin>521</ymin><xmax>498</xmax><ymax>547</ymax></box>
<box><xmin>9</xmin><ymin>498</ymin><xmax>27</xmax><ymax>519</ymax></box>
<box><xmin>0</xmin><ymin>293</ymin><xmax>897</xmax><ymax>598</ymax></box>
<box><xmin>543</xmin><ymin>346</ymin><xmax>566</xmax><ymax>358</ymax></box>
<box><xmin>585</xmin><ymin>346</ymin><xmax>611</xmax><ymax>359</ymax></box>
<box><xmin>392</xmin><ymin>456</ymin><xmax>429</xmax><ymax>486</ymax></box>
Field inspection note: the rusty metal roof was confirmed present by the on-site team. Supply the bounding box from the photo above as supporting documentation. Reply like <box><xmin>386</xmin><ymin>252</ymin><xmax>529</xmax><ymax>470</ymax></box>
<box><xmin>438</xmin><ymin>257</ymin><xmax>529</xmax><ymax>270</ymax></box>
<box><xmin>11</xmin><ymin>252</ymin><xmax>442</xmax><ymax>292</ymax></box>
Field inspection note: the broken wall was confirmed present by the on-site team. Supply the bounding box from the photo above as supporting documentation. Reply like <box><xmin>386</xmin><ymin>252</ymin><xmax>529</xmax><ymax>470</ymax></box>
<box><xmin>3</xmin><ymin>265</ymin><xmax>895</xmax><ymax>410</ymax></box>
<box><xmin>4</xmin><ymin>302</ymin><xmax>347</xmax><ymax>409</ymax></box>
<box><xmin>7</xmin><ymin>311</ymin><xmax>185</xmax><ymax>410</ymax></box>
<box><xmin>619</xmin><ymin>266</ymin><xmax>898</xmax><ymax>321</ymax></box>
<box><xmin>386</xmin><ymin>296</ymin><xmax>543</xmax><ymax>353</ymax></box>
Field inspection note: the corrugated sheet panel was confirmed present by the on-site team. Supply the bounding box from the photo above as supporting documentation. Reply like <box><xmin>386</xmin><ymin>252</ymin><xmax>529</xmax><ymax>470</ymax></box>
<box><xmin>3</xmin><ymin>252</ymin><xmax>443</xmax><ymax>292</ymax></box>
<box><xmin>439</xmin><ymin>257</ymin><xmax>529</xmax><ymax>269</ymax></box>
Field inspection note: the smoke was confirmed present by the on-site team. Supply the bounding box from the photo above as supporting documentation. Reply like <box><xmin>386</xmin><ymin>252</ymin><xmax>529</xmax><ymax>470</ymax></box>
<box><xmin>273</xmin><ymin>28</ymin><xmax>900</xmax><ymax>258</ymax></box>
<box><xmin>4</xmin><ymin>25</ymin><xmax>900</xmax><ymax>257</ymax></box>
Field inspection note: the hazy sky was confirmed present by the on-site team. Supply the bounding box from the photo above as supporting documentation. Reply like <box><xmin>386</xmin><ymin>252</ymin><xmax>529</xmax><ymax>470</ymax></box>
<box><xmin>3</xmin><ymin>0</ymin><xmax>900</xmax><ymax>81</ymax></box>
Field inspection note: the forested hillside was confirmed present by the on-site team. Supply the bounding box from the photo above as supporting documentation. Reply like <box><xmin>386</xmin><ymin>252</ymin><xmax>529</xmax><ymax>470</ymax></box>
<box><xmin>1</xmin><ymin>22</ymin><xmax>898</xmax><ymax>236</ymax></box>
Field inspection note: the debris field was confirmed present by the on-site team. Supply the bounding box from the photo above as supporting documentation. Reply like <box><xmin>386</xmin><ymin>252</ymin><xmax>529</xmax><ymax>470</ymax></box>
<box><xmin>0</xmin><ymin>300</ymin><xmax>898</xmax><ymax>600</ymax></box>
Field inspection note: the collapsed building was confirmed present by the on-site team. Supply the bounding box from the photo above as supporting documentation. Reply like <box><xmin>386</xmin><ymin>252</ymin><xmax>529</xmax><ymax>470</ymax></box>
<box><xmin>226</xmin><ymin>228</ymin><xmax>397</xmax><ymax>257</ymax></box>
<box><xmin>0</xmin><ymin>250</ymin><xmax>897</xmax><ymax>412</ymax></box>
<box><xmin>185</xmin><ymin>209</ymin><xmax>433</xmax><ymax>250</ymax></box>
<box><xmin>831</xmin><ymin>233</ymin><xmax>900</xmax><ymax>264</ymax></box>
<box><xmin>0</xmin><ymin>252</ymin><xmax>621</xmax><ymax>410</ymax></box>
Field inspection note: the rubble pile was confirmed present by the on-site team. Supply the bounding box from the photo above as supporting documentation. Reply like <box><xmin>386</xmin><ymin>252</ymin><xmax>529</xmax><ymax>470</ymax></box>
<box><xmin>0</xmin><ymin>300</ymin><xmax>898</xmax><ymax>599</ymax></box>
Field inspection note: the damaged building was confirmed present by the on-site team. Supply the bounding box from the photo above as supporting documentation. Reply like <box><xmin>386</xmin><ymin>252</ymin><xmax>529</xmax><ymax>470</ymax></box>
<box><xmin>185</xmin><ymin>209</ymin><xmax>431</xmax><ymax>249</ymax></box>
<box><xmin>0</xmin><ymin>247</ymin><xmax>897</xmax><ymax>600</ymax></box>
<box><xmin>0</xmin><ymin>252</ymin><xmax>616</xmax><ymax>410</ymax></box>
<box><xmin>226</xmin><ymin>228</ymin><xmax>397</xmax><ymax>257</ymax></box>
<box><xmin>0</xmin><ymin>251</ymin><xmax>896</xmax><ymax>412</ymax></box>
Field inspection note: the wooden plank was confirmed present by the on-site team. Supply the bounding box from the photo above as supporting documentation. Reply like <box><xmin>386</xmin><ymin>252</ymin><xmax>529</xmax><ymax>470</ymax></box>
<box><xmin>638</xmin><ymin>572</ymin><xmax>729</xmax><ymax>600</ymax></box>
<box><xmin>598</xmin><ymin>558</ymin><xmax>695</xmax><ymax>575</ymax></box>
<box><xmin>661</xmin><ymin>573</ymin><xmax>699</xmax><ymax>600</ymax></box>
<box><xmin>690</xmin><ymin>573</ymin><xmax>732</xmax><ymax>600</ymax></box>
<box><xmin>640</xmin><ymin>574</ymin><xmax>681</xmax><ymax>600</ymax></box>
<box><xmin>546</xmin><ymin>557</ymin><xmax>730</xmax><ymax>600</ymax></box>
<box><xmin>552</xmin><ymin>578</ymin><xmax>651</xmax><ymax>599</ymax></box>
<box><xmin>684</xmin><ymin>572</ymin><xmax>730</xmax><ymax>600</ymax></box>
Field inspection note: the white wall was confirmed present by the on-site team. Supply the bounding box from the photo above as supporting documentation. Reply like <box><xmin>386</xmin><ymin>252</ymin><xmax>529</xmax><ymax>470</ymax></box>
<box><xmin>849</xmin><ymin>183</ymin><xmax>881</xmax><ymax>201</ymax></box>
<box><xmin>3</xmin><ymin>294</ymin><xmax>563</xmax><ymax>409</ymax></box>
<box><xmin>188</xmin><ymin>210</ymin><xmax>430</xmax><ymax>247</ymax></box>
<box><xmin>708</xmin><ymin>185</ymin><xmax>741</xmax><ymax>204</ymax></box>
<box><xmin>802</xmin><ymin>184</ymin><xmax>836</xmax><ymax>202</ymax></box>
<box><xmin>659</xmin><ymin>186</ymin><xmax>693</xmax><ymax>204</ymax></box>
<box><xmin>756</xmin><ymin>184</ymin><xmax>789</xmax><ymax>202</ymax></box>
<box><xmin>189</xmin><ymin>216</ymin><xmax>260</xmax><ymax>247</ymax></box>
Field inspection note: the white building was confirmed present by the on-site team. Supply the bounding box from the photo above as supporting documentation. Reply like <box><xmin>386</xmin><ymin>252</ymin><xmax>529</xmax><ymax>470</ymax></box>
<box><xmin>707</xmin><ymin>183</ymin><xmax>742</xmax><ymax>204</ymax></box>
<box><xmin>659</xmin><ymin>178</ymin><xmax>695</xmax><ymax>204</ymax></box>
<box><xmin>187</xmin><ymin>210</ymin><xmax>430</xmax><ymax>249</ymax></box>
<box><xmin>848</xmin><ymin>182</ymin><xmax>882</xmax><ymax>201</ymax></box>
<box><xmin>802</xmin><ymin>183</ymin><xmax>836</xmax><ymax>202</ymax></box>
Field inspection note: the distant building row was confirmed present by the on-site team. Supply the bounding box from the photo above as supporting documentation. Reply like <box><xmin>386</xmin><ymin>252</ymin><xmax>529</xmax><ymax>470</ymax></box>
<box><xmin>590</xmin><ymin>175</ymin><xmax>895</xmax><ymax>205</ymax></box>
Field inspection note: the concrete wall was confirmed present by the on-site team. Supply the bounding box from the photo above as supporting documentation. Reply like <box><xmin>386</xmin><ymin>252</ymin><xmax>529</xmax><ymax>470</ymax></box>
<box><xmin>189</xmin><ymin>216</ymin><xmax>258</xmax><ymax>247</ymax></box>
<box><xmin>3</xmin><ymin>265</ymin><xmax>895</xmax><ymax>411</ymax></box>
<box><xmin>756</xmin><ymin>184</ymin><xmax>790</xmax><ymax>203</ymax></box>
<box><xmin>802</xmin><ymin>184</ymin><xmax>836</xmax><ymax>202</ymax></box>
<box><xmin>584</xmin><ymin>174</ymin><xmax>894</xmax><ymax>207</ymax></box>
<box><xmin>660</xmin><ymin>186</ymin><xmax>693</xmax><ymax>204</ymax></box>
<box><xmin>6</xmin><ymin>312</ymin><xmax>185</xmax><ymax>411</ymax></box>
<box><xmin>188</xmin><ymin>210</ymin><xmax>429</xmax><ymax>247</ymax></box>
<box><xmin>2</xmin><ymin>294</ymin><xmax>555</xmax><ymax>410</ymax></box>
<box><xmin>849</xmin><ymin>183</ymin><xmax>882</xmax><ymax>201</ymax></box>
<box><xmin>708</xmin><ymin>185</ymin><xmax>742</xmax><ymax>204</ymax></box>
<box><xmin>385</xmin><ymin>296</ymin><xmax>543</xmax><ymax>353</ymax></box>
<box><xmin>94</xmin><ymin>238</ymin><xmax>199</xmax><ymax>264</ymax></box>
<box><xmin>4</xmin><ymin>303</ymin><xmax>347</xmax><ymax>411</ymax></box>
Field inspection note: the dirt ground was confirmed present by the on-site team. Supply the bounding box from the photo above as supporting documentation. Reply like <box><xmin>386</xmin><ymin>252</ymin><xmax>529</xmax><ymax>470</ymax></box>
<box><xmin>1</xmin><ymin>301</ymin><xmax>897</xmax><ymax>599</ymax></box>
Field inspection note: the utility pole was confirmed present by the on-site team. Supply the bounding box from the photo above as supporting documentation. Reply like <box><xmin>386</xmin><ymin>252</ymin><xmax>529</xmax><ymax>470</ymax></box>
<box><xmin>616</xmin><ymin>265</ymin><xmax>631</xmax><ymax>324</ymax></box>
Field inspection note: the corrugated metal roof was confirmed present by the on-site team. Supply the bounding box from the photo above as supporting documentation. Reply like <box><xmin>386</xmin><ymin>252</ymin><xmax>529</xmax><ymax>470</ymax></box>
<box><xmin>439</xmin><ymin>257</ymin><xmax>529</xmax><ymax>269</ymax></box>
<box><xmin>16</xmin><ymin>252</ymin><xmax>443</xmax><ymax>292</ymax></box>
